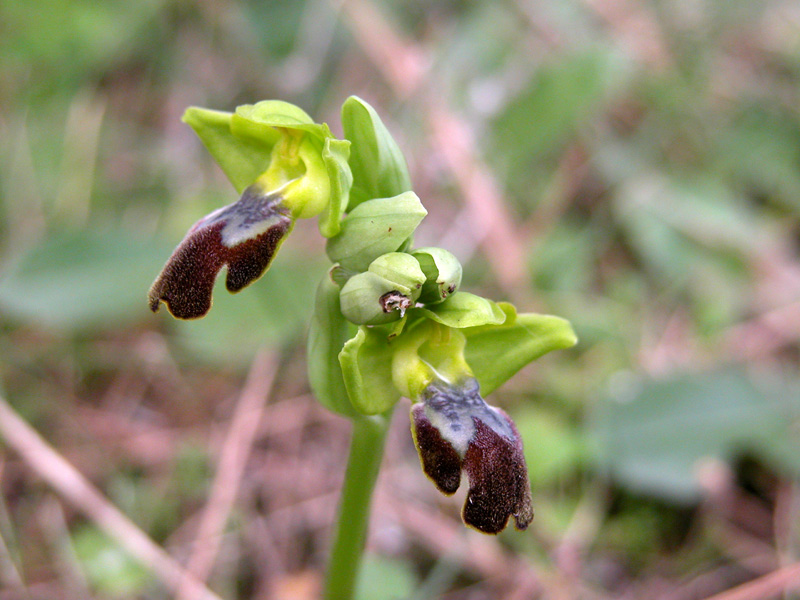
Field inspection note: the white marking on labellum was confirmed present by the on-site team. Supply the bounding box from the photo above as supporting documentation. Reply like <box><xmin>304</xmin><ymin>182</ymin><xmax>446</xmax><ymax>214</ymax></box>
<box><xmin>197</xmin><ymin>185</ymin><xmax>288</xmax><ymax>248</ymax></box>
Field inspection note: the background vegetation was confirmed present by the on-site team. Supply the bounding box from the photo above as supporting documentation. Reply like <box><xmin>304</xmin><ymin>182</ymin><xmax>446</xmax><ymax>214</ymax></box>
<box><xmin>1</xmin><ymin>0</ymin><xmax>799</xmax><ymax>598</ymax></box>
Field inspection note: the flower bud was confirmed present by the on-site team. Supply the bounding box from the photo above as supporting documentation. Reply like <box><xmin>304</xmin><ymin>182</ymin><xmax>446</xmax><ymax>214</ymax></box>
<box><xmin>339</xmin><ymin>271</ymin><xmax>411</xmax><ymax>325</ymax></box>
<box><xmin>338</xmin><ymin>252</ymin><xmax>425</xmax><ymax>325</ymax></box>
<box><xmin>412</xmin><ymin>247</ymin><xmax>462</xmax><ymax>304</ymax></box>
<box><xmin>367</xmin><ymin>252</ymin><xmax>425</xmax><ymax>301</ymax></box>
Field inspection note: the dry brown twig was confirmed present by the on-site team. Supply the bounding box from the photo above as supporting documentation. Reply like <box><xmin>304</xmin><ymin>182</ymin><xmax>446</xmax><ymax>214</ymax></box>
<box><xmin>700</xmin><ymin>562</ymin><xmax>800</xmax><ymax>600</ymax></box>
<box><xmin>0</xmin><ymin>393</ymin><xmax>224</xmax><ymax>600</ymax></box>
<box><xmin>176</xmin><ymin>350</ymin><xmax>278</xmax><ymax>600</ymax></box>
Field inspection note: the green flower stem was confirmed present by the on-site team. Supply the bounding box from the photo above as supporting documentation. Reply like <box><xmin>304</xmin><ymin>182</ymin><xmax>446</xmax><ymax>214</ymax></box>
<box><xmin>323</xmin><ymin>412</ymin><xmax>392</xmax><ymax>600</ymax></box>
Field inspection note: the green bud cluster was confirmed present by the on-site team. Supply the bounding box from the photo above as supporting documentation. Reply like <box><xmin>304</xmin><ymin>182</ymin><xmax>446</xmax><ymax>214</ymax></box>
<box><xmin>152</xmin><ymin>94</ymin><xmax>577</xmax><ymax>421</ymax></box>
<box><xmin>151</xmin><ymin>93</ymin><xmax>579</xmax><ymax>538</ymax></box>
<box><xmin>328</xmin><ymin>196</ymin><xmax>463</xmax><ymax>326</ymax></box>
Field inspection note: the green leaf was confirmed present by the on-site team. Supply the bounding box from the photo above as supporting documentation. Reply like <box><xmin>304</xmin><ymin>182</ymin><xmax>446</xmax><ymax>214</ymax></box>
<box><xmin>307</xmin><ymin>275</ymin><xmax>358</xmax><ymax>417</ymax></box>
<box><xmin>592</xmin><ymin>369</ymin><xmax>800</xmax><ymax>503</ymax></box>
<box><xmin>318</xmin><ymin>137</ymin><xmax>353</xmax><ymax>237</ymax></box>
<box><xmin>341</xmin><ymin>96</ymin><xmax>412</xmax><ymax>210</ymax></box>
<box><xmin>356</xmin><ymin>555</ymin><xmax>416</xmax><ymax>600</ymax></box>
<box><xmin>72</xmin><ymin>525</ymin><xmax>151</xmax><ymax>597</ymax></box>
<box><xmin>339</xmin><ymin>326</ymin><xmax>401</xmax><ymax>415</ymax></box>
<box><xmin>416</xmin><ymin>292</ymin><xmax>506</xmax><ymax>329</ymax></box>
<box><xmin>493</xmin><ymin>49</ymin><xmax>626</xmax><ymax>163</ymax></box>
<box><xmin>463</xmin><ymin>303</ymin><xmax>577</xmax><ymax>395</ymax></box>
<box><xmin>0</xmin><ymin>229</ymin><xmax>175</xmax><ymax>331</ymax></box>
<box><xmin>325</xmin><ymin>191</ymin><xmax>427</xmax><ymax>271</ymax></box>
<box><xmin>182</xmin><ymin>107</ymin><xmax>275</xmax><ymax>193</ymax></box>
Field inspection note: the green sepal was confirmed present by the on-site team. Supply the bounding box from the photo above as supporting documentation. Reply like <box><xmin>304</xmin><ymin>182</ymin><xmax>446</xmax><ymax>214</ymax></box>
<box><xmin>182</xmin><ymin>107</ymin><xmax>274</xmax><ymax>193</ymax></box>
<box><xmin>416</xmin><ymin>292</ymin><xmax>506</xmax><ymax>328</ymax></box>
<box><xmin>463</xmin><ymin>303</ymin><xmax>578</xmax><ymax>396</ymax></box>
<box><xmin>307</xmin><ymin>274</ymin><xmax>358</xmax><ymax>417</ymax></box>
<box><xmin>341</xmin><ymin>96</ymin><xmax>412</xmax><ymax>210</ymax></box>
<box><xmin>339</xmin><ymin>326</ymin><xmax>402</xmax><ymax>415</ymax></box>
<box><xmin>325</xmin><ymin>191</ymin><xmax>427</xmax><ymax>271</ymax></box>
<box><xmin>183</xmin><ymin>101</ymin><xmax>351</xmax><ymax>226</ymax></box>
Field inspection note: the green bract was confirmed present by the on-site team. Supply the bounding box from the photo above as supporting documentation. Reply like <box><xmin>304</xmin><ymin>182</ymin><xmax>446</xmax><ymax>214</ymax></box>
<box><xmin>325</xmin><ymin>191</ymin><xmax>427</xmax><ymax>271</ymax></box>
<box><xmin>341</xmin><ymin>96</ymin><xmax>413</xmax><ymax>210</ymax></box>
<box><xmin>307</xmin><ymin>276</ymin><xmax>357</xmax><ymax>417</ymax></box>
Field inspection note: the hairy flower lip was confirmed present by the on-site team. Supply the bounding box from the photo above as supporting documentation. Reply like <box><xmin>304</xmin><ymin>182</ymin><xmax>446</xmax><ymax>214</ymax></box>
<box><xmin>411</xmin><ymin>377</ymin><xmax>533</xmax><ymax>534</ymax></box>
<box><xmin>148</xmin><ymin>184</ymin><xmax>292</xmax><ymax>319</ymax></box>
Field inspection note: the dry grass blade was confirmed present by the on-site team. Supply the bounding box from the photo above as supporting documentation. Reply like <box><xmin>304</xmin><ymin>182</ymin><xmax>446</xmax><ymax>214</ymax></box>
<box><xmin>176</xmin><ymin>350</ymin><xmax>277</xmax><ymax>600</ymax></box>
<box><xmin>700</xmin><ymin>563</ymin><xmax>800</xmax><ymax>600</ymax></box>
<box><xmin>0</xmin><ymin>394</ymin><xmax>224</xmax><ymax>600</ymax></box>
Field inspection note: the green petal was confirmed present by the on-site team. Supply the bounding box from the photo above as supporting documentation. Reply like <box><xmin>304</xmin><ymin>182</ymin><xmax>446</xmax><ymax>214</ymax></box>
<box><xmin>339</xmin><ymin>326</ymin><xmax>402</xmax><ymax>415</ymax></box>
<box><xmin>182</xmin><ymin>107</ymin><xmax>274</xmax><ymax>193</ymax></box>
<box><xmin>416</xmin><ymin>292</ymin><xmax>506</xmax><ymax>329</ymax></box>
<box><xmin>464</xmin><ymin>303</ymin><xmax>578</xmax><ymax>395</ymax></box>
<box><xmin>341</xmin><ymin>96</ymin><xmax>412</xmax><ymax>210</ymax></box>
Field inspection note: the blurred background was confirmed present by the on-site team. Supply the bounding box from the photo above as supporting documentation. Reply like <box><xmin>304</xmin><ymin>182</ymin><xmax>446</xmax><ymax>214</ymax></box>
<box><xmin>1</xmin><ymin>0</ymin><xmax>799</xmax><ymax>598</ymax></box>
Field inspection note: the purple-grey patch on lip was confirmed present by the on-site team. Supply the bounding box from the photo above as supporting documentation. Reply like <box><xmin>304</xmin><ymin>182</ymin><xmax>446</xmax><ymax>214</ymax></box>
<box><xmin>148</xmin><ymin>184</ymin><xmax>292</xmax><ymax>319</ymax></box>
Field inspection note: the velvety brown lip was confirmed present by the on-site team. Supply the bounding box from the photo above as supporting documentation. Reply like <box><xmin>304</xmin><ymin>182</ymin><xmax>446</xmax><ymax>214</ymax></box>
<box><xmin>148</xmin><ymin>185</ymin><xmax>292</xmax><ymax>319</ymax></box>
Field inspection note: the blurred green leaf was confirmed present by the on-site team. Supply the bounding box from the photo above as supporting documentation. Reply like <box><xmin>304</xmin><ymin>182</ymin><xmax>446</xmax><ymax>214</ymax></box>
<box><xmin>718</xmin><ymin>106</ymin><xmax>800</xmax><ymax>215</ymax></box>
<box><xmin>592</xmin><ymin>369</ymin><xmax>800</xmax><ymax>503</ymax></box>
<box><xmin>493</xmin><ymin>49</ymin><xmax>626</xmax><ymax>164</ymax></box>
<box><xmin>72</xmin><ymin>525</ymin><xmax>151</xmax><ymax>597</ymax></box>
<box><xmin>356</xmin><ymin>554</ymin><xmax>416</xmax><ymax>600</ymax></box>
<box><xmin>514</xmin><ymin>406</ymin><xmax>588</xmax><ymax>487</ymax></box>
<box><xmin>0</xmin><ymin>229</ymin><xmax>174</xmax><ymax>331</ymax></box>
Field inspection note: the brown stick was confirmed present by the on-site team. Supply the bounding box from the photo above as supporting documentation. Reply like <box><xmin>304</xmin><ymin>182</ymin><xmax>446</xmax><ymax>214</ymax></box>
<box><xmin>701</xmin><ymin>563</ymin><xmax>800</xmax><ymax>600</ymax></box>
<box><xmin>0</xmin><ymin>394</ymin><xmax>224</xmax><ymax>600</ymax></box>
<box><xmin>176</xmin><ymin>350</ymin><xmax>277</xmax><ymax>600</ymax></box>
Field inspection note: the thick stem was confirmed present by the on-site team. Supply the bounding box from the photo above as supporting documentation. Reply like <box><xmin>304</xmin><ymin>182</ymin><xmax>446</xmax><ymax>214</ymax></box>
<box><xmin>323</xmin><ymin>413</ymin><xmax>391</xmax><ymax>600</ymax></box>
